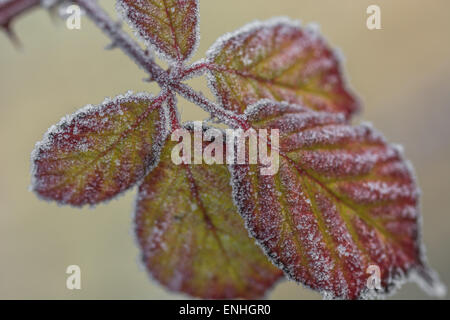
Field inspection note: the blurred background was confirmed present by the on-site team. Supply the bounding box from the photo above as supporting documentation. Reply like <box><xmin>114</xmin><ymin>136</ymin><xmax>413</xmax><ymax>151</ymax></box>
<box><xmin>1</xmin><ymin>0</ymin><xmax>449</xmax><ymax>299</ymax></box>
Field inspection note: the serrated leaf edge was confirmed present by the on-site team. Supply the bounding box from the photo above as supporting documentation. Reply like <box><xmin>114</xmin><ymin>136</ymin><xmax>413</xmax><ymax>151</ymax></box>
<box><xmin>205</xmin><ymin>17</ymin><xmax>361</xmax><ymax>118</ymax></box>
<box><xmin>30</xmin><ymin>91</ymin><xmax>171</xmax><ymax>208</ymax></box>
<box><xmin>116</xmin><ymin>0</ymin><xmax>200</xmax><ymax>65</ymax></box>
<box><xmin>228</xmin><ymin>99</ymin><xmax>445</xmax><ymax>299</ymax></box>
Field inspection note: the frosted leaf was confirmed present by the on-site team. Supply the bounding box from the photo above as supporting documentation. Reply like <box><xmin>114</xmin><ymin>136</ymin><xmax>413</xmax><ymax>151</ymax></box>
<box><xmin>206</xmin><ymin>17</ymin><xmax>360</xmax><ymax>118</ymax></box>
<box><xmin>31</xmin><ymin>92</ymin><xmax>169</xmax><ymax>206</ymax></box>
<box><xmin>229</xmin><ymin>100</ymin><xmax>445</xmax><ymax>299</ymax></box>
<box><xmin>135</xmin><ymin>123</ymin><xmax>283</xmax><ymax>298</ymax></box>
<box><xmin>117</xmin><ymin>0</ymin><xmax>200</xmax><ymax>64</ymax></box>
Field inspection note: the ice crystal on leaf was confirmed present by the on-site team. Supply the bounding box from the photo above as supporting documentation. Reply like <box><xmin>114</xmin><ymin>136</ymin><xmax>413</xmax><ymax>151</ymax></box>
<box><xmin>32</xmin><ymin>92</ymin><xmax>169</xmax><ymax>206</ymax></box>
<box><xmin>230</xmin><ymin>100</ymin><xmax>444</xmax><ymax>299</ymax></box>
<box><xmin>20</xmin><ymin>0</ymin><xmax>444</xmax><ymax>299</ymax></box>
<box><xmin>206</xmin><ymin>18</ymin><xmax>360</xmax><ymax>118</ymax></box>
<box><xmin>135</xmin><ymin>124</ymin><xmax>282</xmax><ymax>299</ymax></box>
<box><xmin>117</xmin><ymin>0</ymin><xmax>199</xmax><ymax>64</ymax></box>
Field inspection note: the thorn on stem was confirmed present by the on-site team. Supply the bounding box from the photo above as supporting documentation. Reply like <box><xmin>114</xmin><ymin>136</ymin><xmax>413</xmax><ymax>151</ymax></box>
<box><xmin>2</xmin><ymin>23</ymin><xmax>22</xmax><ymax>49</ymax></box>
<box><xmin>47</xmin><ymin>5</ymin><xmax>60</xmax><ymax>25</ymax></box>
<box><xmin>113</xmin><ymin>21</ymin><xmax>122</xmax><ymax>31</ymax></box>
<box><xmin>105</xmin><ymin>22</ymin><xmax>123</xmax><ymax>50</ymax></box>
<box><xmin>105</xmin><ymin>41</ymin><xmax>118</xmax><ymax>50</ymax></box>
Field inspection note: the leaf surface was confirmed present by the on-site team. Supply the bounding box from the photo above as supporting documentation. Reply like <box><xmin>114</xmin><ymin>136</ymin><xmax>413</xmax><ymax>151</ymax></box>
<box><xmin>117</xmin><ymin>0</ymin><xmax>199</xmax><ymax>63</ymax></box>
<box><xmin>32</xmin><ymin>92</ymin><xmax>168</xmax><ymax>206</ymax></box>
<box><xmin>135</xmin><ymin>124</ymin><xmax>283</xmax><ymax>299</ymax></box>
<box><xmin>206</xmin><ymin>19</ymin><xmax>359</xmax><ymax>117</ymax></box>
<box><xmin>230</xmin><ymin>100</ymin><xmax>441</xmax><ymax>299</ymax></box>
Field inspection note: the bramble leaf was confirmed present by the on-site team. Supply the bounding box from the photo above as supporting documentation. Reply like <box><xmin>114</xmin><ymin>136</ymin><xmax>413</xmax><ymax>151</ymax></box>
<box><xmin>117</xmin><ymin>0</ymin><xmax>199</xmax><ymax>63</ymax></box>
<box><xmin>206</xmin><ymin>19</ymin><xmax>359</xmax><ymax>118</ymax></box>
<box><xmin>230</xmin><ymin>100</ymin><xmax>443</xmax><ymax>299</ymax></box>
<box><xmin>135</xmin><ymin>124</ymin><xmax>283</xmax><ymax>299</ymax></box>
<box><xmin>32</xmin><ymin>92</ymin><xmax>169</xmax><ymax>206</ymax></box>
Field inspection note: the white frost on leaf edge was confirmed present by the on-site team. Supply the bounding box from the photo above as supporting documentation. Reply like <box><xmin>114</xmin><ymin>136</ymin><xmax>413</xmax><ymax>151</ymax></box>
<box><xmin>205</xmin><ymin>17</ymin><xmax>299</xmax><ymax>112</ymax></box>
<box><xmin>228</xmin><ymin>99</ymin><xmax>446</xmax><ymax>300</ymax></box>
<box><xmin>130</xmin><ymin>121</ymin><xmax>279</xmax><ymax>299</ymax></box>
<box><xmin>181</xmin><ymin>59</ymin><xmax>209</xmax><ymax>81</ymax></box>
<box><xmin>30</xmin><ymin>90</ymin><xmax>171</xmax><ymax>208</ymax></box>
<box><xmin>204</xmin><ymin>17</ymin><xmax>361</xmax><ymax>116</ymax></box>
<box><xmin>244</xmin><ymin>98</ymin><xmax>347</xmax><ymax>124</ymax></box>
<box><xmin>115</xmin><ymin>0</ymin><xmax>200</xmax><ymax>66</ymax></box>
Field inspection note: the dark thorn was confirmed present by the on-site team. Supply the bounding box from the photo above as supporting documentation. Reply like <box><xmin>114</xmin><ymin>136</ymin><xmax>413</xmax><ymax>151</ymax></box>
<box><xmin>113</xmin><ymin>21</ymin><xmax>122</xmax><ymax>31</ymax></box>
<box><xmin>2</xmin><ymin>23</ymin><xmax>22</xmax><ymax>49</ymax></box>
<box><xmin>105</xmin><ymin>41</ymin><xmax>118</xmax><ymax>50</ymax></box>
<box><xmin>47</xmin><ymin>5</ymin><xmax>60</xmax><ymax>25</ymax></box>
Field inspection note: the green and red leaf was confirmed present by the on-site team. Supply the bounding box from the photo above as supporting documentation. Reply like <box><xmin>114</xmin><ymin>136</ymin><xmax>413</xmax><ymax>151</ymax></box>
<box><xmin>32</xmin><ymin>92</ymin><xmax>169</xmax><ymax>206</ymax></box>
<box><xmin>117</xmin><ymin>0</ymin><xmax>199</xmax><ymax>63</ymax></box>
<box><xmin>230</xmin><ymin>100</ymin><xmax>443</xmax><ymax>299</ymax></box>
<box><xmin>135</xmin><ymin>124</ymin><xmax>283</xmax><ymax>299</ymax></box>
<box><xmin>206</xmin><ymin>19</ymin><xmax>359</xmax><ymax>118</ymax></box>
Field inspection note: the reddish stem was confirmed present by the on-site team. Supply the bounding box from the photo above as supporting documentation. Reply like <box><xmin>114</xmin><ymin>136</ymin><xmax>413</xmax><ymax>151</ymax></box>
<box><xmin>74</xmin><ymin>0</ymin><xmax>168</xmax><ymax>86</ymax></box>
<box><xmin>0</xmin><ymin>0</ymin><xmax>39</xmax><ymax>27</ymax></box>
<box><xmin>1</xmin><ymin>0</ymin><xmax>249</xmax><ymax>132</ymax></box>
<box><xmin>172</xmin><ymin>82</ymin><xmax>249</xmax><ymax>130</ymax></box>
<box><xmin>166</xmin><ymin>91</ymin><xmax>181</xmax><ymax>130</ymax></box>
<box><xmin>181</xmin><ymin>61</ymin><xmax>210</xmax><ymax>80</ymax></box>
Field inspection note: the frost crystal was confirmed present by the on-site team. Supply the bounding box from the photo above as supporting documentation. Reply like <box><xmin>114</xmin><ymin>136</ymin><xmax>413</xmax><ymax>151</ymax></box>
<box><xmin>31</xmin><ymin>92</ymin><xmax>169</xmax><ymax>206</ymax></box>
<box><xmin>116</xmin><ymin>0</ymin><xmax>200</xmax><ymax>64</ymax></box>
<box><xmin>205</xmin><ymin>17</ymin><xmax>359</xmax><ymax>117</ymax></box>
<box><xmin>18</xmin><ymin>0</ymin><xmax>443</xmax><ymax>300</ymax></box>
<box><xmin>229</xmin><ymin>100</ymin><xmax>445</xmax><ymax>299</ymax></box>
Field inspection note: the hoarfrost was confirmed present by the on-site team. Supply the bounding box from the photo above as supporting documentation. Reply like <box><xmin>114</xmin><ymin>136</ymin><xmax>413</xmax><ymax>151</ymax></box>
<box><xmin>116</xmin><ymin>0</ymin><xmax>200</xmax><ymax>65</ymax></box>
<box><xmin>30</xmin><ymin>91</ymin><xmax>170</xmax><ymax>207</ymax></box>
<box><xmin>228</xmin><ymin>99</ymin><xmax>445</xmax><ymax>299</ymax></box>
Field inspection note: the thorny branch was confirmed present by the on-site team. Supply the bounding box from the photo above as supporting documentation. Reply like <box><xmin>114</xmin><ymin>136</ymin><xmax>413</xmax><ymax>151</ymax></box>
<box><xmin>74</xmin><ymin>0</ymin><xmax>243</xmax><ymax>128</ymax></box>
<box><xmin>0</xmin><ymin>0</ymin><xmax>39</xmax><ymax>27</ymax></box>
<box><xmin>0</xmin><ymin>0</ymin><xmax>241</xmax><ymax>130</ymax></box>
<box><xmin>172</xmin><ymin>82</ymin><xmax>248</xmax><ymax>129</ymax></box>
<box><xmin>73</xmin><ymin>0</ymin><xmax>167</xmax><ymax>85</ymax></box>
<box><xmin>0</xmin><ymin>0</ymin><xmax>40</xmax><ymax>43</ymax></box>
<box><xmin>7</xmin><ymin>0</ymin><xmax>444</xmax><ymax>300</ymax></box>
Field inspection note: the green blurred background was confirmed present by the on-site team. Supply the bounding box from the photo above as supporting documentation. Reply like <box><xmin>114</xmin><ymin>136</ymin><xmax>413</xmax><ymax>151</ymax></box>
<box><xmin>1</xmin><ymin>0</ymin><xmax>449</xmax><ymax>299</ymax></box>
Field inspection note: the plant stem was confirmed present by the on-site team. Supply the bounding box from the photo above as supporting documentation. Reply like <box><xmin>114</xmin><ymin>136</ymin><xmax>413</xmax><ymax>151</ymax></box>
<box><xmin>181</xmin><ymin>60</ymin><xmax>210</xmax><ymax>80</ymax></box>
<box><xmin>0</xmin><ymin>0</ymin><xmax>39</xmax><ymax>27</ymax></box>
<box><xmin>74</xmin><ymin>0</ymin><xmax>167</xmax><ymax>86</ymax></box>
<box><xmin>1</xmin><ymin>0</ymin><xmax>248</xmax><ymax>130</ymax></box>
<box><xmin>73</xmin><ymin>1</ymin><xmax>248</xmax><ymax>130</ymax></box>
<box><xmin>172</xmin><ymin>83</ymin><xmax>248</xmax><ymax>130</ymax></box>
<box><xmin>74</xmin><ymin>1</ymin><xmax>244</xmax><ymax>128</ymax></box>
<box><xmin>166</xmin><ymin>91</ymin><xmax>181</xmax><ymax>130</ymax></box>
